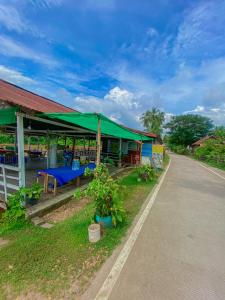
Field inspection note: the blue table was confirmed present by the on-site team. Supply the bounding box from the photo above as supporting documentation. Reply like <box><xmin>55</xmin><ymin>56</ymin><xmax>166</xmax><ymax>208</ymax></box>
<box><xmin>37</xmin><ymin>163</ymin><xmax>96</xmax><ymax>195</ymax></box>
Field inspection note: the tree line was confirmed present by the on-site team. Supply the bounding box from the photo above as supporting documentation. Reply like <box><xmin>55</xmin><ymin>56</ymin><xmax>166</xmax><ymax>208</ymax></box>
<box><xmin>141</xmin><ymin>107</ymin><xmax>225</xmax><ymax>169</ymax></box>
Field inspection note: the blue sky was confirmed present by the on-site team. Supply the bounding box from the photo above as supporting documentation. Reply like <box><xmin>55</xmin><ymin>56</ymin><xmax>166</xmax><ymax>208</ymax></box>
<box><xmin>0</xmin><ymin>0</ymin><xmax>225</xmax><ymax>128</ymax></box>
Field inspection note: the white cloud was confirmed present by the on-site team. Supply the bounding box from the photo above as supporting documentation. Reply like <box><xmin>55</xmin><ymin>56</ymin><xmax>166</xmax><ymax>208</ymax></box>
<box><xmin>73</xmin><ymin>88</ymin><xmax>143</xmax><ymax>128</ymax></box>
<box><xmin>184</xmin><ymin>105</ymin><xmax>225</xmax><ymax>125</ymax></box>
<box><xmin>0</xmin><ymin>35</ymin><xmax>58</xmax><ymax>67</ymax></box>
<box><xmin>173</xmin><ymin>0</ymin><xmax>225</xmax><ymax>59</ymax></box>
<box><xmin>0</xmin><ymin>65</ymin><xmax>35</xmax><ymax>85</ymax></box>
<box><xmin>0</xmin><ymin>4</ymin><xmax>26</xmax><ymax>33</ymax></box>
<box><xmin>104</xmin><ymin>87</ymin><xmax>139</xmax><ymax>109</ymax></box>
<box><xmin>29</xmin><ymin>0</ymin><xmax>63</xmax><ymax>8</ymax></box>
<box><xmin>185</xmin><ymin>105</ymin><xmax>205</xmax><ymax>113</ymax></box>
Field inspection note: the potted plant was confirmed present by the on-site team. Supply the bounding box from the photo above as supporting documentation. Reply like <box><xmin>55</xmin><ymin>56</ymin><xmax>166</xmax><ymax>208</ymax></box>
<box><xmin>74</xmin><ymin>164</ymin><xmax>125</xmax><ymax>228</ymax></box>
<box><xmin>20</xmin><ymin>183</ymin><xmax>43</xmax><ymax>206</ymax></box>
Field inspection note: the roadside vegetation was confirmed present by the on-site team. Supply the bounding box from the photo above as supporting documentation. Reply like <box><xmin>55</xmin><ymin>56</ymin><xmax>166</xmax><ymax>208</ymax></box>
<box><xmin>194</xmin><ymin>127</ymin><xmax>225</xmax><ymax>171</ymax></box>
<box><xmin>165</xmin><ymin>114</ymin><xmax>225</xmax><ymax>171</ymax></box>
<box><xmin>0</xmin><ymin>158</ymin><xmax>168</xmax><ymax>300</ymax></box>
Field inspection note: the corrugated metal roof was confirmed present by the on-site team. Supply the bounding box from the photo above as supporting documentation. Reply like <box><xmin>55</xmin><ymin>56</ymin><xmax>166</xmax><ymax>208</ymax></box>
<box><xmin>192</xmin><ymin>136</ymin><xmax>215</xmax><ymax>146</ymax></box>
<box><xmin>123</xmin><ymin>126</ymin><xmax>157</xmax><ymax>138</ymax></box>
<box><xmin>0</xmin><ymin>79</ymin><xmax>76</xmax><ymax>113</ymax></box>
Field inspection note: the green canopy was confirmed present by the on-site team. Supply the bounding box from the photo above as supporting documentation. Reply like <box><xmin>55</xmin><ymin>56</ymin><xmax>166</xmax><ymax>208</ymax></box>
<box><xmin>42</xmin><ymin>112</ymin><xmax>152</xmax><ymax>141</ymax></box>
<box><xmin>0</xmin><ymin>107</ymin><xmax>17</xmax><ymax>125</ymax></box>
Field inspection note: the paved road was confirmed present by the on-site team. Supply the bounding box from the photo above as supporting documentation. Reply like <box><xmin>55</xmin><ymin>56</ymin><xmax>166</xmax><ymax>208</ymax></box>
<box><xmin>108</xmin><ymin>154</ymin><xmax>225</xmax><ymax>300</ymax></box>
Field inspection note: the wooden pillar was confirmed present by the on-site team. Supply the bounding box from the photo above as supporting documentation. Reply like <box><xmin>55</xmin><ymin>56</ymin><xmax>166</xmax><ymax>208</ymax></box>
<box><xmin>119</xmin><ymin>138</ymin><xmax>122</xmax><ymax>167</ymax></box>
<box><xmin>37</xmin><ymin>136</ymin><xmax>40</xmax><ymax>150</ymax></box>
<box><xmin>46</xmin><ymin>132</ymin><xmax>50</xmax><ymax>168</ymax></box>
<box><xmin>96</xmin><ymin>115</ymin><xmax>101</xmax><ymax>165</ymax></box>
<box><xmin>28</xmin><ymin>136</ymin><xmax>31</xmax><ymax>151</ymax></box>
<box><xmin>72</xmin><ymin>137</ymin><xmax>76</xmax><ymax>159</ymax></box>
<box><xmin>140</xmin><ymin>142</ymin><xmax>143</xmax><ymax>165</ymax></box>
<box><xmin>17</xmin><ymin>114</ymin><xmax>25</xmax><ymax>187</ymax></box>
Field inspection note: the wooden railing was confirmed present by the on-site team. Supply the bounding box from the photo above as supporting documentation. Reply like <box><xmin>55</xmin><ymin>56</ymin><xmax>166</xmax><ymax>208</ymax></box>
<box><xmin>0</xmin><ymin>164</ymin><xmax>20</xmax><ymax>203</ymax></box>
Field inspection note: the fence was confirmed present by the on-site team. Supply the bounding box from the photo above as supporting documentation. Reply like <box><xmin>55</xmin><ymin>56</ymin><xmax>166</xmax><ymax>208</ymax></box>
<box><xmin>0</xmin><ymin>164</ymin><xmax>20</xmax><ymax>203</ymax></box>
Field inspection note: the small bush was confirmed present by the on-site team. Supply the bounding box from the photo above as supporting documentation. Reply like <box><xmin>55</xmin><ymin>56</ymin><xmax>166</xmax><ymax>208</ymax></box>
<box><xmin>169</xmin><ymin>144</ymin><xmax>191</xmax><ymax>155</ymax></box>
<box><xmin>137</xmin><ymin>164</ymin><xmax>156</xmax><ymax>181</ymax></box>
<box><xmin>0</xmin><ymin>191</ymin><xmax>26</xmax><ymax>232</ymax></box>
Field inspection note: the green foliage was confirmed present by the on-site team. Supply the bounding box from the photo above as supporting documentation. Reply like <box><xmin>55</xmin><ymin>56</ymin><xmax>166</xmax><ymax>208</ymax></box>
<box><xmin>165</xmin><ymin>114</ymin><xmax>213</xmax><ymax>146</ymax></box>
<box><xmin>103</xmin><ymin>157</ymin><xmax>114</xmax><ymax>165</ymax></box>
<box><xmin>0</xmin><ymin>133</ymin><xmax>15</xmax><ymax>144</ymax></box>
<box><xmin>0</xmin><ymin>169</ymin><xmax>158</xmax><ymax>299</ymax></box>
<box><xmin>137</xmin><ymin>164</ymin><xmax>156</xmax><ymax>181</ymax></box>
<box><xmin>0</xmin><ymin>191</ymin><xmax>26</xmax><ymax>232</ymax></box>
<box><xmin>20</xmin><ymin>183</ymin><xmax>43</xmax><ymax>201</ymax></box>
<box><xmin>74</xmin><ymin>163</ymin><xmax>126</xmax><ymax>227</ymax></box>
<box><xmin>141</xmin><ymin>107</ymin><xmax>165</xmax><ymax>136</ymax></box>
<box><xmin>169</xmin><ymin>144</ymin><xmax>191</xmax><ymax>155</ymax></box>
<box><xmin>194</xmin><ymin>137</ymin><xmax>225</xmax><ymax>166</ymax></box>
<box><xmin>84</xmin><ymin>167</ymin><xmax>93</xmax><ymax>177</ymax></box>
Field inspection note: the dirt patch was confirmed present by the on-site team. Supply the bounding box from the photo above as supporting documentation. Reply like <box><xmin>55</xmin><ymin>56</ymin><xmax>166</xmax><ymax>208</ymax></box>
<box><xmin>42</xmin><ymin>197</ymin><xmax>91</xmax><ymax>223</ymax></box>
<box><xmin>0</xmin><ymin>238</ymin><xmax>9</xmax><ymax>248</ymax></box>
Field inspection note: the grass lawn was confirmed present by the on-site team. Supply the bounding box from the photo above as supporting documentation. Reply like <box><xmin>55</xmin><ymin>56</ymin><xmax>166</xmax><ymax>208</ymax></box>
<box><xmin>0</xmin><ymin>163</ymin><xmax>167</xmax><ymax>300</ymax></box>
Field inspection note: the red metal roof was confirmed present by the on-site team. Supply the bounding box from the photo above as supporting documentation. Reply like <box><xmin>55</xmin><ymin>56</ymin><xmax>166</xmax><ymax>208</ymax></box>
<box><xmin>123</xmin><ymin>126</ymin><xmax>157</xmax><ymax>138</ymax></box>
<box><xmin>191</xmin><ymin>136</ymin><xmax>215</xmax><ymax>146</ymax></box>
<box><xmin>0</xmin><ymin>79</ymin><xmax>75</xmax><ymax>113</ymax></box>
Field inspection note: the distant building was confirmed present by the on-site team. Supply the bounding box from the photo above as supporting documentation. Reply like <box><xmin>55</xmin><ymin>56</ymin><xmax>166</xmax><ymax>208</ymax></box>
<box><xmin>191</xmin><ymin>136</ymin><xmax>216</xmax><ymax>149</ymax></box>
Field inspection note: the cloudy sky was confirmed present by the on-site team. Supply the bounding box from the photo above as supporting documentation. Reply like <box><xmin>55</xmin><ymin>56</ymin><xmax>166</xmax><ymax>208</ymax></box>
<box><xmin>0</xmin><ymin>0</ymin><xmax>225</xmax><ymax>128</ymax></box>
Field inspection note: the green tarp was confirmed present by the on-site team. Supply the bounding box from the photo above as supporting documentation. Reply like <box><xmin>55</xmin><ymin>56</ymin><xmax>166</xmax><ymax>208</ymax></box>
<box><xmin>0</xmin><ymin>107</ymin><xmax>17</xmax><ymax>125</ymax></box>
<box><xmin>42</xmin><ymin>112</ymin><xmax>152</xmax><ymax>141</ymax></box>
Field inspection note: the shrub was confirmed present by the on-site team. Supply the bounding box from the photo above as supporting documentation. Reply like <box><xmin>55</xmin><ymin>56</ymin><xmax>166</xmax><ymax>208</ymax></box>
<box><xmin>169</xmin><ymin>144</ymin><xmax>191</xmax><ymax>155</ymax></box>
<box><xmin>137</xmin><ymin>164</ymin><xmax>156</xmax><ymax>181</ymax></box>
<box><xmin>0</xmin><ymin>190</ymin><xmax>26</xmax><ymax>232</ymax></box>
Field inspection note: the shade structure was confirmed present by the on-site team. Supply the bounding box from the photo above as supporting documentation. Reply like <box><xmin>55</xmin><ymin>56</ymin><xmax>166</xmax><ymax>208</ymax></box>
<box><xmin>41</xmin><ymin>112</ymin><xmax>152</xmax><ymax>141</ymax></box>
<box><xmin>0</xmin><ymin>107</ymin><xmax>17</xmax><ymax>125</ymax></box>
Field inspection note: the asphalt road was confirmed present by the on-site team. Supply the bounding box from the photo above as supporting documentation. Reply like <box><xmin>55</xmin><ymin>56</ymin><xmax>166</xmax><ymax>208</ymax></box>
<box><xmin>108</xmin><ymin>154</ymin><xmax>225</xmax><ymax>300</ymax></box>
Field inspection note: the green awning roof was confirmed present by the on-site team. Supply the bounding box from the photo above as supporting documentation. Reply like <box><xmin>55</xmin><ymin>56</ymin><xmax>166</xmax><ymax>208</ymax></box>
<box><xmin>42</xmin><ymin>112</ymin><xmax>152</xmax><ymax>141</ymax></box>
<box><xmin>0</xmin><ymin>107</ymin><xmax>17</xmax><ymax>125</ymax></box>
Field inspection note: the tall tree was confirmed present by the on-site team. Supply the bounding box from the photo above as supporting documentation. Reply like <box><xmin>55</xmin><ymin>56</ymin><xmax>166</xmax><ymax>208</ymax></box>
<box><xmin>165</xmin><ymin>114</ymin><xmax>213</xmax><ymax>146</ymax></box>
<box><xmin>141</xmin><ymin>107</ymin><xmax>165</xmax><ymax>136</ymax></box>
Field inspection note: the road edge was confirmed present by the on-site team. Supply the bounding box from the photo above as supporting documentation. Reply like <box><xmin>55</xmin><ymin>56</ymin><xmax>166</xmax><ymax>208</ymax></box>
<box><xmin>94</xmin><ymin>158</ymin><xmax>171</xmax><ymax>300</ymax></box>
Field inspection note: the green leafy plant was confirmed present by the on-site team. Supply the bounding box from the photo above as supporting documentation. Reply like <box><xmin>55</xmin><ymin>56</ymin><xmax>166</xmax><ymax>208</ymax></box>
<box><xmin>20</xmin><ymin>183</ymin><xmax>43</xmax><ymax>204</ymax></box>
<box><xmin>0</xmin><ymin>190</ymin><xmax>26</xmax><ymax>231</ymax></box>
<box><xmin>137</xmin><ymin>164</ymin><xmax>156</xmax><ymax>181</ymax></box>
<box><xmin>103</xmin><ymin>157</ymin><xmax>115</xmax><ymax>166</ymax></box>
<box><xmin>74</xmin><ymin>163</ymin><xmax>126</xmax><ymax>227</ymax></box>
<box><xmin>84</xmin><ymin>167</ymin><xmax>93</xmax><ymax>177</ymax></box>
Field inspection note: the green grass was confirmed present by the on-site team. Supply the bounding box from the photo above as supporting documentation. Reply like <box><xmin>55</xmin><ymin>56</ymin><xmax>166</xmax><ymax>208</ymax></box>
<box><xmin>199</xmin><ymin>159</ymin><xmax>225</xmax><ymax>171</ymax></box>
<box><xmin>0</xmin><ymin>168</ymin><xmax>163</xmax><ymax>299</ymax></box>
<box><xmin>189</xmin><ymin>155</ymin><xmax>225</xmax><ymax>172</ymax></box>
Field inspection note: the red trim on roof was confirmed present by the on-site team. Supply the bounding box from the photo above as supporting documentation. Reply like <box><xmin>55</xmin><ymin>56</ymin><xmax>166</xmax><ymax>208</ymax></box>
<box><xmin>123</xmin><ymin>125</ymin><xmax>157</xmax><ymax>138</ymax></box>
<box><xmin>0</xmin><ymin>79</ymin><xmax>76</xmax><ymax>113</ymax></box>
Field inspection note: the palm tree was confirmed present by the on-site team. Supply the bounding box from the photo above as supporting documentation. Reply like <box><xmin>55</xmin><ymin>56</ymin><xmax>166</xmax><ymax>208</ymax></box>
<box><xmin>140</xmin><ymin>107</ymin><xmax>165</xmax><ymax>136</ymax></box>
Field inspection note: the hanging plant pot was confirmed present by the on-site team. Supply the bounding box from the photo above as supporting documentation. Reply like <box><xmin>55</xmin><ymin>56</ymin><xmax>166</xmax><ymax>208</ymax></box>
<box><xmin>95</xmin><ymin>215</ymin><xmax>113</xmax><ymax>228</ymax></box>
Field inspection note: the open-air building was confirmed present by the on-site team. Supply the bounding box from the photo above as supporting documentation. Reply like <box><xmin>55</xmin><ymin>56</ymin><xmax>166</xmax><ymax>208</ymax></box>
<box><xmin>0</xmin><ymin>79</ymin><xmax>154</xmax><ymax>216</ymax></box>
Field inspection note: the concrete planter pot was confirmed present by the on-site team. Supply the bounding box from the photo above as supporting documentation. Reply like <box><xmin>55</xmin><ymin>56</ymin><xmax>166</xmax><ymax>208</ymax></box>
<box><xmin>88</xmin><ymin>224</ymin><xmax>101</xmax><ymax>243</ymax></box>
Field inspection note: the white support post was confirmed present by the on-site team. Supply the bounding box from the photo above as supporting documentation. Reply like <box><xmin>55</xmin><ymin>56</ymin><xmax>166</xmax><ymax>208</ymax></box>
<box><xmin>17</xmin><ymin>114</ymin><xmax>25</xmax><ymax>187</ymax></box>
